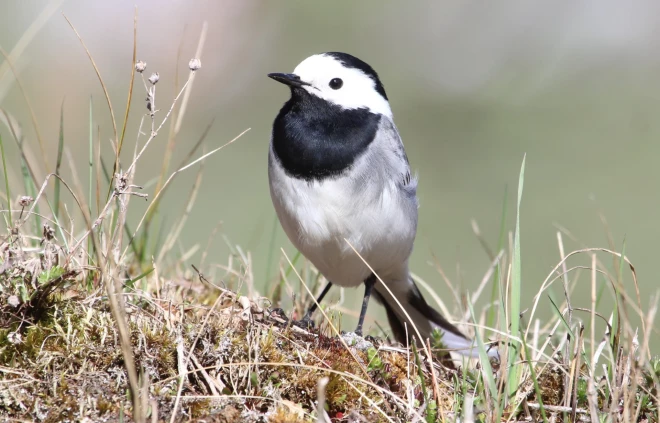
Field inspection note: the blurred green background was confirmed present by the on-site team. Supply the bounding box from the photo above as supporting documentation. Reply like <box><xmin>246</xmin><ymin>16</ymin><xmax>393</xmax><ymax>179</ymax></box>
<box><xmin>2</xmin><ymin>1</ymin><xmax>658</xmax><ymax>343</ymax></box>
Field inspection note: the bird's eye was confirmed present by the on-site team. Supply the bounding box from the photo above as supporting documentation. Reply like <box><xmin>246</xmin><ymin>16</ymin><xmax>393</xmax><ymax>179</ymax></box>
<box><xmin>329</xmin><ymin>78</ymin><xmax>343</xmax><ymax>90</ymax></box>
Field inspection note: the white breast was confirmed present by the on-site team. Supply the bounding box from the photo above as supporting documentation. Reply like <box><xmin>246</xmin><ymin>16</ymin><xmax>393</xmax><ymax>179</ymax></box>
<box><xmin>268</xmin><ymin>122</ymin><xmax>418</xmax><ymax>288</ymax></box>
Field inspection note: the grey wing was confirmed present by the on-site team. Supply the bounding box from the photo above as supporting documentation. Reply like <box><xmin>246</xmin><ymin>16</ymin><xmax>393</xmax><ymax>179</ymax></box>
<box><xmin>347</xmin><ymin>117</ymin><xmax>418</xmax><ymax>219</ymax></box>
<box><xmin>379</xmin><ymin>118</ymin><xmax>418</xmax><ymax>200</ymax></box>
<box><xmin>378</xmin><ymin>117</ymin><xmax>420</xmax><ymax>241</ymax></box>
<box><xmin>357</xmin><ymin>118</ymin><xmax>419</xmax><ymax>238</ymax></box>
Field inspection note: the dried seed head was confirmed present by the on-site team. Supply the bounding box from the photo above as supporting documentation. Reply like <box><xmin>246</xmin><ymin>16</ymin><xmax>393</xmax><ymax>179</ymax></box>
<box><xmin>42</xmin><ymin>223</ymin><xmax>55</xmax><ymax>241</ymax></box>
<box><xmin>115</xmin><ymin>171</ymin><xmax>128</xmax><ymax>192</ymax></box>
<box><xmin>188</xmin><ymin>58</ymin><xmax>201</xmax><ymax>71</ymax></box>
<box><xmin>148</xmin><ymin>72</ymin><xmax>160</xmax><ymax>85</ymax></box>
<box><xmin>18</xmin><ymin>196</ymin><xmax>33</xmax><ymax>207</ymax></box>
<box><xmin>135</xmin><ymin>60</ymin><xmax>147</xmax><ymax>73</ymax></box>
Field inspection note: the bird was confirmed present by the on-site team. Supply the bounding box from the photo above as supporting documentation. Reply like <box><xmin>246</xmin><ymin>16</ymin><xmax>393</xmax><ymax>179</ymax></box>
<box><xmin>267</xmin><ymin>52</ymin><xmax>496</xmax><ymax>358</ymax></box>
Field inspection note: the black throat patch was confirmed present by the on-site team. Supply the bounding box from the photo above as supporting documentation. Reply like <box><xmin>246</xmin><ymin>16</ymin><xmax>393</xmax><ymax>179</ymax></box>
<box><xmin>271</xmin><ymin>88</ymin><xmax>381</xmax><ymax>181</ymax></box>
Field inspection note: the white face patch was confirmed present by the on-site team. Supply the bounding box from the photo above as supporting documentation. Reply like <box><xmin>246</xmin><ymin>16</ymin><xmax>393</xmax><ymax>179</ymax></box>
<box><xmin>293</xmin><ymin>54</ymin><xmax>393</xmax><ymax>118</ymax></box>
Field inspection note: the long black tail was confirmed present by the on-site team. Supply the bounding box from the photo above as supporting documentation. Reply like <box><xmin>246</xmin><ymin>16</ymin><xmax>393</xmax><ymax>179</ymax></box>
<box><xmin>372</xmin><ymin>277</ymin><xmax>497</xmax><ymax>358</ymax></box>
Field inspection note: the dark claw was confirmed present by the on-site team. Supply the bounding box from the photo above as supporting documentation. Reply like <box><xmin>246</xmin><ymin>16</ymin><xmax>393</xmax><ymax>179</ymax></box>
<box><xmin>293</xmin><ymin>316</ymin><xmax>315</xmax><ymax>330</ymax></box>
<box><xmin>364</xmin><ymin>334</ymin><xmax>377</xmax><ymax>344</ymax></box>
<box><xmin>270</xmin><ymin>308</ymin><xmax>315</xmax><ymax>330</ymax></box>
<box><xmin>270</xmin><ymin>307</ymin><xmax>289</xmax><ymax>320</ymax></box>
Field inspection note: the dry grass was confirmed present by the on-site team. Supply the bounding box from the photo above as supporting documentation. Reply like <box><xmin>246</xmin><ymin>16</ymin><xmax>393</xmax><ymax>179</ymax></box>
<box><xmin>1</xmin><ymin>230</ymin><xmax>658</xmax><ymax>422</ymax></box>
<box><xmin>1</xmin><ymin>8</ymin><xmax>659</xmax><ymax>423</ymax></box>
<box><xmin>0</xmin><ymin>275</ymin><xmax>461</xmax><ymax>422</ymax></box>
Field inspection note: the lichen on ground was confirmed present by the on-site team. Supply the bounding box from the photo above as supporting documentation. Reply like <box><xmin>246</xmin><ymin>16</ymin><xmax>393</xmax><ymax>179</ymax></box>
<box><xmin>0</xmin><ymin>263</ymin><xmax>467</xmax><ymax>422</ymax></box>
<box><xmin>1</xmin><ymin>256</ymin><xmax>660</xmax><ymax>422</ymax></box>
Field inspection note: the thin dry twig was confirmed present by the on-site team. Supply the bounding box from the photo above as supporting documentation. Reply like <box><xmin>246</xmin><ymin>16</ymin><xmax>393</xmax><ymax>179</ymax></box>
<box><xmin>117</xmin><ymin>7</ymin><xmax>138</xmax><ymax>161</ymax></box>
<box><xmin>173</xmin><ymin>22</ymin><xmax>207</xmax><ymax>134</ymax></box>
<box><xmin>168</xmin><ymin>290</ymin><xmax>227</xmax><ymax>423</ymax></box>
<box><xmin>126</xmin><ymin>68</ymin><xmax>199</xmax><ymax>176</ymax></box>
<box><xmin>121</xmin><ymin>128</ymin><xmax>249</xmax><ymax>261</ymax></box>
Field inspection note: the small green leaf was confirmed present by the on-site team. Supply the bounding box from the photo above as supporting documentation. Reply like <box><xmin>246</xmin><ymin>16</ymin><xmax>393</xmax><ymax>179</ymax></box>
<box><xmin>366</xmin><ymin>347</ymin><xmax>383</xmax><ymax>372</ymax></box>
<box><xmin>17</xmin><ymin>282</ymin><xmax>28</xmax><ymax>303</ymax></box>
<box><xmin>576</xmin><ymin>379</ymin><xmax>588</xmax><ymax>406</ymax></box>
<box><xmin>430</xmin><ymin>328</ymin><xmax>448</xmax><ymax>351</ymax></box>
<box><xmin>426</xmin><ymin>400</ymin><xmax>437</xmax><ymax>423</ymax></box>
<box><xmin>250</xmin><ymin>372</ymin><xmax>259</xmax><ymax>389</ymax></box>
<box><xmin>38</xmin><ymin>265</ymin><xmax>66</xmax><ymax>284</ymax></box>
<box><xmin>124</xmin><ymin>267</ymin><xmax>154</xmax><ymax>290</ymax></box>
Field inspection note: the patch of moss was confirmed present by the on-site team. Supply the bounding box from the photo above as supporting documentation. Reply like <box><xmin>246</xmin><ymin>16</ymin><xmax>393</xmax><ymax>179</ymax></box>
<box><xmin>535</xmin><ymin>365</ymin><xmax>564</xmax><ymax>405</ymax></box>
<box><xmin>268</xmin><ymin>406</ymin><xmax>307</xmax><ymax>423</ymax></box>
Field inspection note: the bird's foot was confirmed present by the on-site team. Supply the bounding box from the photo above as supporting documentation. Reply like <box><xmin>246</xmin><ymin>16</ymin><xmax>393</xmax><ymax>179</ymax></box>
<box><xmin>270</xmin><ymin>308</ymin><xmax>316</xmax><ymax>330</ymax></box>
<box><xmin>293</xmin><ymin>316</ymin><xmax>315</xmax><ymax>330</ymax></box>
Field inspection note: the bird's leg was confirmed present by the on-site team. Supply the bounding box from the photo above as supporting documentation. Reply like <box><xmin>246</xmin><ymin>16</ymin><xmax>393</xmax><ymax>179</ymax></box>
<box><xmin>354</xmin><ymin>274</ymin><xmax>377</xmax><ymax>336</ymax></box>
<box><xmin>271</xmin><ymin>281</ymin><xmax>333</xmax><ymax>330</ymax></box>
<box><xmin>298</xmin><ymin>281</ymin><xmax>333</xmax><ymax>327</ymax></box>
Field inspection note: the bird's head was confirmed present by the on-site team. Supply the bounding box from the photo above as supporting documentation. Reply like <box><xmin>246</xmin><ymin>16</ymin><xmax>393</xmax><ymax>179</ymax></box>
<box><xmin>268</xmin><ymin>52</ymin><xmax>392</xmax><ymax>118</ymax></box>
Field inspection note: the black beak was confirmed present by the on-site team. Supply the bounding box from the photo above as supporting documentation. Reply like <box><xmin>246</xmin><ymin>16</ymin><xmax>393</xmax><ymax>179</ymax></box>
<box><xmin>268</xmin><ymin>73</ymin><xmax>310</xmax><ymax>88</ymax></box>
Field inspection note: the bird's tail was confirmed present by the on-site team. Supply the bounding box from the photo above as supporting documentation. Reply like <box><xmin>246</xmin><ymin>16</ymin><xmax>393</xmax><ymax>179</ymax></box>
<box><xmin>372</xmin><ymin>277</ymin><xmax>498</xmax><ymax>359</ymax></box>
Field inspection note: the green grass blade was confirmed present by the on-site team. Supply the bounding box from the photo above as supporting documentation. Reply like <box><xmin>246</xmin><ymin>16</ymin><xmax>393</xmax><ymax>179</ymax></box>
<box><xmin>88</xmin><ymin>96</ymin><xmax>93</xmax><ymax>260</ymax></box>
<box><xmin>497</xmin><ymin>260</ymin><xmax>507</xmax><ymax>327</ymax></box>
<box><xmin>548</xmin><ymin>295</ymin><xmax>575</xmax><ymax>339</ymax></box>
<box><xmin>468</xmin><ymin>298</ymin><xmax>498</xmax><ymax>402</ymax></box>
<box><xmin>118</xmin><ymin>7</ymin><xmax>137</xmax><ymax>157</ymax></box>
<box><xmin>411</xmin><ymin>342</ymin><xmax>436</xmax><ymax>423</ymax></box>
<box><xmin>125</xmin><ymin>267</ymin><xmax>153</xmax><ymax>290</ymax></box>
<box><xmin>0</xmin><ymin>108</ymin><xmax>42</xmax><ymax>233</ymax></box>
<box><xmin>18</xmin><ymin>140</ymin><xmax>39</xmax><ymax>233</ymax></box>
<box><xmin>611</xmin><ymin>239</ymin><xmax>626</xmax><ymax>351</ymax></box>
<box><xmin>521</xmin><ymin>329</ymin><xmax>549</xmax><ymax>423</ymax></box>
<box><xmin>0</xmin><ymin>134</ymin><xmax>11</xmax><ymax>229</ymax></box>
<box><xmin>547</xmin><ymin>293</ymin><xmax>596</xmax><ymax>373</ymax></box>
<box><xmin>137</xmin><ymin>119</ymin><xmax>216</xmax><ymax>263</ymax></box>
<box><xmin>507</xmin><ymin>154</ymin><xmax>526</xmax><ymax>401</ymax></box>
<box><xmin>100</xmin><ymin>155</ymin><xmax>139</xmax><ymax>256</ymax></box>
<box><xmin>53</xmin><ymin>100</ymin><xmax>64</xmax><ymax>219</ymax></box>
<box><xmin>43</xmin><ymin>197</ymin><xmax>69</xmax><ymax>251</ymax></box>
<box><xmin>487</xmin><ymin>185</ymin><xmax>508</xmax><ymax>328</ymax></box>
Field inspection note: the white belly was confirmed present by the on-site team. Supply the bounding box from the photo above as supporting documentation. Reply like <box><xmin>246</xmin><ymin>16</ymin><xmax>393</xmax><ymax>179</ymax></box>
<box><xmin>269</xmin><ymin>156</ymin><xmax>416</xmax><ymax>287</ymax></box>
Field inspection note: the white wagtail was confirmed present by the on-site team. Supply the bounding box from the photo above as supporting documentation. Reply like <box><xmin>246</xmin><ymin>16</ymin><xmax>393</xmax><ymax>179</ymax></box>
<box><xmin>268</xmin><ymin>52</ymin><xmax>496</xmax><ymax>358</ymax></box>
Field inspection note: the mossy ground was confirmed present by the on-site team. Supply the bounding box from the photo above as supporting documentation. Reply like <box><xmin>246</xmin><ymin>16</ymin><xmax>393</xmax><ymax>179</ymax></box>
<box><xmin>2</xmin><ymin>265</ymin><xmax>657</xmax><ymax>422</ymax></box>
<box><xmin>0</xmin><ymin>267</ymin><xmax>459</xmax><ymax>422</ymax></box>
